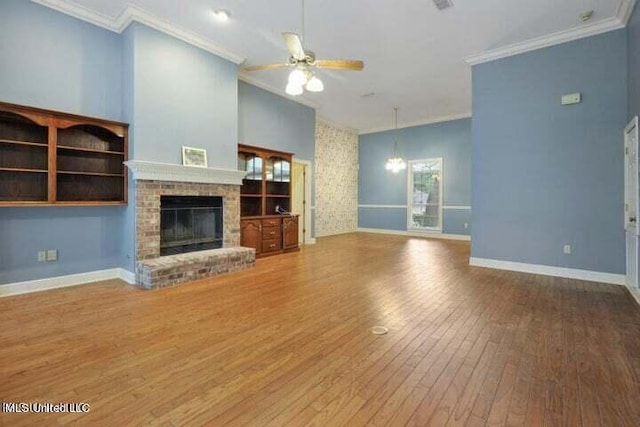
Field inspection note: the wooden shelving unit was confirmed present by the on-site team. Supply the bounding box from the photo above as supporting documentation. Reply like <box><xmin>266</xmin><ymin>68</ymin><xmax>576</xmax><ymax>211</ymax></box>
<box><xmin>238</xmin><ymin>144</ymin><xmax>298</xmax><ymax>257</ymax></box>
<box><xmin>0</xmin><ymin>101</ymin><xmax>128</xmax><ymax>207</ymax></box>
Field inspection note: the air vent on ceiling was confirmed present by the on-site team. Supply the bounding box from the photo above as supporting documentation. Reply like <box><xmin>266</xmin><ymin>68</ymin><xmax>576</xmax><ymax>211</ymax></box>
<box><xmin>433</xmin><ymin>0</ymin><xmax>453</xmax><ymax>11</ymax></box>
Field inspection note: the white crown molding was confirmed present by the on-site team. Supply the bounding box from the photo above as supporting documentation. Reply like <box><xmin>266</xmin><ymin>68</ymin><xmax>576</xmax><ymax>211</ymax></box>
<box><xmin>465</xmin><ymin>15</ymin><xmax>625</xmax><ymax>66</ymax></box>
<box><xmin>357</xmin><ymin>227</ymin><xmax>471</xmax><ymax>241</ymax></box>
<box><xmin>125</xmin><ymin>160</ymin><xmax>246</xmax><ymax>185</ymax></box>
<box><xmin>238</xmin><ymin>72</ymin><xmax>320</xmax><ymax>110</ymax></box>
<box><xmin>617</xmin><ymin>0</ymin><xmax>638</xmax><ymax>25</ymax></box>
<box><xmin>0</xmin><ymin>268</ymin><xmax>135</xmax><ymax>298</ymax></box>
<box><xmin>469</xmin><ymin>257</ymin><xmax>625</xmax><ymax>285</ymax></box>
<box><xmin>31</xmin><ymin>0</ymin><xmax>117</xmax><ymax>31</ymax></box>
<box><xmin>358</xmin><ymin>112</ymin><xmax>472</xmax><ymax>135</ymax></box>
<box><xmin>31</xmin><ymin>0</ymin><xmax>244</xmax><ymax>64</ymax></box>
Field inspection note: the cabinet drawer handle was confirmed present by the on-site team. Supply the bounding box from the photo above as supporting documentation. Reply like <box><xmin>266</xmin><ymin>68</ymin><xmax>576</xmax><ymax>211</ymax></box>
<box><xmin>270</xmin><ymin>231</ymin><xmax>275</xmax><ymax>235</ymax></box>
<box><xmin>270</xmin><ymin>244</ymin><xmax>276</xmax><ymax>248</ymax></box>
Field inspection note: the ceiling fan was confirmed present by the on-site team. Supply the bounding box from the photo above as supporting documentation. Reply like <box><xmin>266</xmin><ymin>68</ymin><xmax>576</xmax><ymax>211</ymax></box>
<box><xmin>241</xmin><ymin>1</ymin><xmax>364</xmax><ymax>96</ymax></box>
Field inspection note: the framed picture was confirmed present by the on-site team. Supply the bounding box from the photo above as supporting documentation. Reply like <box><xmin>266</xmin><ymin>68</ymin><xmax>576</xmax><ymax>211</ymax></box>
<box><xmin>182</xmin><ymin>146</ymin><xmax>208</xmax><ymax>168</ymax></box>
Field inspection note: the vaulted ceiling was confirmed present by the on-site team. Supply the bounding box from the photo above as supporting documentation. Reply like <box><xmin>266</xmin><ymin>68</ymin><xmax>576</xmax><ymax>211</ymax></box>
<box><xmin>34</xmin><ymin>0</ymin><xmax>635</xmax><ymax>132</ymax></box>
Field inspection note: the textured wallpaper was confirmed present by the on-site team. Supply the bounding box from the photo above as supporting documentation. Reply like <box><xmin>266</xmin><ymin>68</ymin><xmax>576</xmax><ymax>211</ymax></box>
<box><xmin>315</xmin><ymin>120</ymin><xmax>359</xmax><ymax>236</ymax></box>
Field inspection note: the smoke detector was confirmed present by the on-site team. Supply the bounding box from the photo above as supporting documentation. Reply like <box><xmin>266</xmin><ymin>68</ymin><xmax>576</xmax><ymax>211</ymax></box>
<box><xmin>433</xmin><ymin>0</ymin><xmax>453</xmax><ymax>11</ymax></box>
<box><xmin>581</xmin><ymin>10</ymin><xmax>594</xmax><ymax>22</ymax></box>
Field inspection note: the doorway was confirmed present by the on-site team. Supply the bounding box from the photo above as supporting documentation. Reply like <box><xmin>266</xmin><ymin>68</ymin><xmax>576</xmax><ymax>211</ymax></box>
<box><xmin>625</xmin><ymin>116</ymin><xmax>639</xmax><ymax>291</ymax></box>
<box><xmin>292</xmin><ymin>160</ymin><xmax>312</xmax><ymax>245</ymax></box>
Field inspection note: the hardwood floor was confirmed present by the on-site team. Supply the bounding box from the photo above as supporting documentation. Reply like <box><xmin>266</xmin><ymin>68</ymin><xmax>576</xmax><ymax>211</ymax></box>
<box><xmin>1</xmin><ymin>233</ymin><xmax>639</xmax><ymax>426</ymax></box>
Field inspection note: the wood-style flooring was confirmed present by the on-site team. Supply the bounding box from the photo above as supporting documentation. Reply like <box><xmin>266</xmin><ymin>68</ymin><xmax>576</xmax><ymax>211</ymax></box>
<box><xmin>1</xmin><ymin>233</ymin><xmax>640</xmax><ymax>426</ymax></box>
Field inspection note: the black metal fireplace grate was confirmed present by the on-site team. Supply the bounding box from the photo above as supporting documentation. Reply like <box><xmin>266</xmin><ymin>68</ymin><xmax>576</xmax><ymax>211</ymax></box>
<box><xmin>160</xmin><ymin>196</ymin><xmax>223</xmax><ymax>256</ymax></box>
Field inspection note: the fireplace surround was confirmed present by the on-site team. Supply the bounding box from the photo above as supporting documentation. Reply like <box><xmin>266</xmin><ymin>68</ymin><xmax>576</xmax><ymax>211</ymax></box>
<box><xmin>125</xmin><ymin>160</ymin><xmax>255</xmax><ymax>289</ymax></box>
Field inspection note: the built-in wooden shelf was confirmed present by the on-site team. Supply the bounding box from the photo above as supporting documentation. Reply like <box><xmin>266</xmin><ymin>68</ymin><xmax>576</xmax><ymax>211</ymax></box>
<box><xmin>238</xmin><ymin>144</ymin><xmax>298</xmax><ymax>258</ymax></box>
<box><xmin>0</xmin><ymin>101</ymin><xmax>129</xmax><ymax>207</ymax></box>
<box><xmin>57</xmin><ymin>171</ymin><xmax>125</xmax><ymax>177</ymax></box>
<box><xmin>0</xmin><ymin>138</ymin><xmax>47</xmax><ymax>147</ymax></box>
<box><xmin>0</xmin><ymin>167</ymin><xmax>47</xmax><ymax>173</ymax></box>
<box><xmin>57</xmin><ymin>145</ymin><xmax>125</xmax><ymax>155</ymax></box>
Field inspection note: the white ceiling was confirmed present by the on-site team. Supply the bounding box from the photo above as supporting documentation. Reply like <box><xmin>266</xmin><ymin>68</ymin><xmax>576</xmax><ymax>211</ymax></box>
<box><xmin>34</xmin><ymin>0</ymin><xmax>634</xmax><ymax>132</ymax></box>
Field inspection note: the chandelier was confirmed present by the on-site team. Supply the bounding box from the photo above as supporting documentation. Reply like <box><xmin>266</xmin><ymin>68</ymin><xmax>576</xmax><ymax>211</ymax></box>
<box><xmin>385</xmin><ymin>107</ymin><xmax>406</xmax><ymax>174</ymax></box>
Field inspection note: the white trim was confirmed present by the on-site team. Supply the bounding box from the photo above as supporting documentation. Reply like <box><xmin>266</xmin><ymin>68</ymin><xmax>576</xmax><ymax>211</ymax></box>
<box><xmin>469</xmin><ymin>257</ymin><xmax>625</xmax><ymax>286</ymax></box>
<box><xmin>124</xmin><ymin>160</ymin><xmax>246</xmax><ymax>185</ymax></box>
<box><xmin>118</xmin><ymin>268</ymin><xmax>136</xmax><ymax>285</ymax></box>
<box><xmin>626</xmin><ymin>286</ymin><xmax>640</xmax><ymax>306</ymax></box>
<box><xmin>466</xmin><ymin>16</ymin><xmax>626</xmax><ymax>66</ymax></box>
<box><xmin>238</xmin><ymin>73</ymin><xmax>320</xmax><ymax>110</ymax></box>
<box><xmin>618</xmin><ymin>0</ymin><xmax>638</xmax><ymax>25</ymax></box>
<box><xmin>311</xmin><ymin>206</ymin><xmax>316</xmax><ymax>210</ymax></box>
<box><xmin>0</xmin><ymin>268</ymin><xmax>135</xmax><ymax>298</ymax></box>
<box><xmin>358</xmin><ymin>204</ymin><xmax>407</xmax><ymax>209</ymax></box>
<box><xmin>407</xmin><ymin>158</ymin><xmax>443</xmax><ymax>232</ymax></box>
<box><xmin>31</xmin><ymin>1</ymin><xmax>245</xmax><ymax>64</ymax></box>
<box><xmin>358</xmin><ymin>204</ymin><xmax>471</xmax><ymax>210</ymax></box>
<box><xmin>357</xmin><ymin>227</ymin><xmax>471</xmax><ymax>241</ymax></box>
<box><xmin>359</xmin><ymin>113</ymin><xmax>472</xmax><ymax>135</ymax></box>
<box><xmin>315</xmin><ymin>229</ymin><xmax>358</xmax><ymax>238</ymax></box>
<box><xmin>293</xmin><ymin>158</ymin><xmax>314</xmax><ymax>244</ymax></box>
<box><xmin>305</xmin><ymin>238</ymin><xmax>317</xmax><ymax>245</ymax></box>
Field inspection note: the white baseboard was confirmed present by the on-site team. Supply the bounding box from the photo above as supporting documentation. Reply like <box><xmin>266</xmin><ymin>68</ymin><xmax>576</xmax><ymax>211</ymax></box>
<box><xmin>357</xmin><ymin>227</ymin><xmax>471</xmax><ymax>241</ymax></box>
<box><xmin>625</xmin><ymin>283</ymin><xmax>640</xmax><ymax>306</ymax></box>
<box><xmin>117</xmin><ymin>268</ymin><xmax>136</xmax><ymax>285</ymax></box>
<box><xmin>469</xmin><ymin>257</ymin><xmax>625</xmax><ymax>286</ymax></box>
<box><xmin>304</xmin><ymin>238</ymin><xmax>317</xmax><ymax>245</ymax></box>
<box><xmin>315</xmin><ymin>229</ymin><xmax>358</xmax><ymax>238</ymax></box>
<box><xmin>0</xmin><ymin>268</ymin><xmax>136</xmax><ymax>298</ymax></box>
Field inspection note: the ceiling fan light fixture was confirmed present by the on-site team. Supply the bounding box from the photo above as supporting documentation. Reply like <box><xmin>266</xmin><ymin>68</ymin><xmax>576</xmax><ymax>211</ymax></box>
<box><xmin>212</xmin><ymin>9</ymin><xmax>231</xmax><ymax>22</ymax></box>
<box><xmin>305</xmin><ymin>76</ymin><xmax>324</xmax><ymax>92</ymax></box>
<box><xmin>288</xmin><ymin>68</ymin><xmax>308</xmax><ymax>86</ymax></box>
<box><xmin>285</xmin><ymin>82</ymin><xmax>304</xmax><ymax>96</ymax></box>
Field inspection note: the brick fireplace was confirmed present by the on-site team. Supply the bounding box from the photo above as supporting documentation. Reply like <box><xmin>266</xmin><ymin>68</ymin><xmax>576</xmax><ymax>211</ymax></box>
<box><xmin>125</xmin><ymin>161</ymin><xmax>255</xmax><ymax>289</ymax></box>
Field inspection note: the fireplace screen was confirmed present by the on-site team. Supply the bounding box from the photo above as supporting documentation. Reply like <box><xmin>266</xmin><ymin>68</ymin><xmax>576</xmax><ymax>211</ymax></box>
<box><xmin>160</xmin><ymin>196</ymin><xmax>223</xmax><ymax>256</ymax></box>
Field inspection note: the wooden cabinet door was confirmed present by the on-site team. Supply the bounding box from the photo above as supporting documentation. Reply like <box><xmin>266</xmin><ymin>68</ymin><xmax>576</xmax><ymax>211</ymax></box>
<box><xmin>240</xmin><ymin>219</ymin><xmax>261</xmax><ymax>255</ymax></box>
<box><xmin>283</xmin><ymin>216</ymin><xmax>298</xmax><ymax>250</ymax></box>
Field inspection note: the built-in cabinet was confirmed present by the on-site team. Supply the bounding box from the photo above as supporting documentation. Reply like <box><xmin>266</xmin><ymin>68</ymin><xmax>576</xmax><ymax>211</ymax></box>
<box><xmin>0</xmin><ymin>102</ymin><xmax>128</xmax><ymax>206</ymax></box>
<box><xmin>238</xmin><ymin>144</ymin><xmax>299</xmax><ymax>257</ymax></box>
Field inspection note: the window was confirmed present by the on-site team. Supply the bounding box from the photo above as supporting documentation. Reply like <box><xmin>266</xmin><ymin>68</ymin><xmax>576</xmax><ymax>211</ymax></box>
<box><xmin>408</xmin><ymin>158</ymin><xmax>443</xmax><ymax>231</ymax></box>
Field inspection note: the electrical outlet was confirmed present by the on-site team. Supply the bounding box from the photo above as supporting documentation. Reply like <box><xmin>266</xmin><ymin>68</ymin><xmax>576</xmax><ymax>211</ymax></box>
<box><xmin>38</xmin><ymin>251</ymin><xmax>47</xmax><ymax>262</ymax></box>
<box><xmin>46</xmin><ymin>249</ymin><xmax>58</xmax><ymax>261</ymax></box>
<box><xmin>464</xmin><ymin>222</ymin><xmax>468</xmax><ymax>229</ymax></box>
<box><xmin>563</xmin><ymin>245</ymin><xmax>572</xmax><ymax>254</ymax></box>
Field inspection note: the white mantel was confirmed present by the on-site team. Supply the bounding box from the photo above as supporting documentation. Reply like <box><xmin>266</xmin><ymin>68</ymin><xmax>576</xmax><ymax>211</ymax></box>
<box><xmin>124</xmin><ymin>160</ymin><xmax>246</xmax><ymax>185</ymax></box>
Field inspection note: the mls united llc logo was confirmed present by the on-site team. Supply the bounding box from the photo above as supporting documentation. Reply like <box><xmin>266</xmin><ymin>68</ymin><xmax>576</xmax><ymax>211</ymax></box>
<box><xmin>2</xmin><ymin>402</ymin><xmax>90</xmax><ymax>413</ymax></box>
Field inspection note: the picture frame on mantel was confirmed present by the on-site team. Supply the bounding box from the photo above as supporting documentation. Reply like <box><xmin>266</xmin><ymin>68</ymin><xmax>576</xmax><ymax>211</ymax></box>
<box><xmin>182</xmin><ymin>146</ymin><xmax>208</xmax><ymax>168</ymax></box>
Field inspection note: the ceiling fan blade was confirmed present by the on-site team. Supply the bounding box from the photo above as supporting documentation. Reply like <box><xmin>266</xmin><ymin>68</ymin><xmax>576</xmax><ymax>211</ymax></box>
<box><xmin>315</xmin><ymin>59</ymin><xmax>364</xmax><ymax>71</ymax></box>
<box><xmin>242</xmin><ymin>63</ymin><xmax>289</xmax><ymax>72</ymax></box>
<box><xmin>282</xmin><ymin>32</ymin><xmax>306</xmax><ymax>60</ymax></box>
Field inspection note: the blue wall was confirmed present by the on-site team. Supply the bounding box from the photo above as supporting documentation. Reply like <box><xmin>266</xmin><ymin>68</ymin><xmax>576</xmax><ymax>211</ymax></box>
<box><xmin>238</xmin><ymin>82</ymin><xmax>316</xmax><ymax>162</ymax></box>
<box><xmin>0</xmin><ymin>0</ymin><xmax>125</xmax><ymax>284</ymax></box>
<box><xmin>471</xmin><ymin>30</ymin><xmax>628</xmax><ymax>274</ymax></box>
<box><xmin>630</xmin><ymin>2</ymin><xmax>640</xmax><ymax>120</ymax></box>
<box><xmin>127</xmin><ymin>23</ymin><xmax>239</xmax><ymax>169</ymax></box>
<box><xmin>238</xmin><ymin>81</ymin><xmax>317</xmax><ymax>234</ymax></box>
<box><xmin>358</xmin><ymin>118</ymin><xmax>472</xmax><ymax>235</ymax></box>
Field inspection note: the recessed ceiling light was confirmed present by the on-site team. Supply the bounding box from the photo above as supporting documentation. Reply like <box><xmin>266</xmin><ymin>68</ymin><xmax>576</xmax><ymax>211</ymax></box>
<box><xmin>213</xmin><ymin>9</ymin><xmax>231</xmax><ymax>22</ymax></box>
